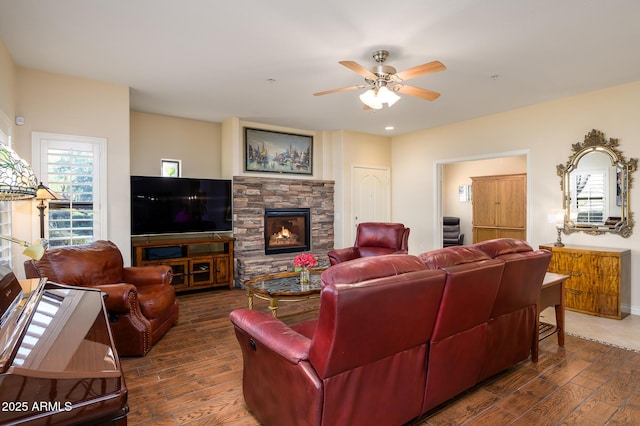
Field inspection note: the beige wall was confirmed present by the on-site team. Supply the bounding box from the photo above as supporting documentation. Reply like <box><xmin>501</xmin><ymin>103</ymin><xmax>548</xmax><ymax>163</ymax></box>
<box><xmin>130</xmin><ymin>111</ymin><xmax>222</xmax><ymax>178</ymax></box>
<box><xmin>443</xmin><ymin>155</ymin><xmax>527</xmax><ymax>246</ymax></box>
<box><xmin>392</xmin><ymin>80</ymin><xmax>640</xmax><ymax>313</ymax></box>
<box><xmin>14</xmin><ymin>67</ymin><xmax>131</xmax><ymax>268</ymax></box>
<box><xmin>0</xmin><ymin>39</ymin><xmax>16</xmax><ymax>122</ymax></box>
<box><xmin>331</xmin><ymin>130</ymin><xmax>392</xmax><ymax>249</ymax></box>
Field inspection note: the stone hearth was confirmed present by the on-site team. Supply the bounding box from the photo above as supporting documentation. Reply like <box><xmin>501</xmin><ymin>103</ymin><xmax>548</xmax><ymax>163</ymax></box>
<box><xmin>232</xmin><ymin>176</ymin><xmax>334</xmax><ymax>286</ymax></box>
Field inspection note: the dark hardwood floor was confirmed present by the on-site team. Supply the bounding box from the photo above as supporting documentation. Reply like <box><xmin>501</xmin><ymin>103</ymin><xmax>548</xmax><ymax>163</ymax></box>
<box><xmin>121</xmin><ymin>288</ymin><xmax>640</xmax><ymax>425</ymax></box>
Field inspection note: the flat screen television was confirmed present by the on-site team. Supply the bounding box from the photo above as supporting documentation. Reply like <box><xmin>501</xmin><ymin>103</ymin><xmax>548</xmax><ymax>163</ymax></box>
<box><xmin>130</xmin><ymin>176</ymin><xmax>232</xmax><ymax>236</ymax></box>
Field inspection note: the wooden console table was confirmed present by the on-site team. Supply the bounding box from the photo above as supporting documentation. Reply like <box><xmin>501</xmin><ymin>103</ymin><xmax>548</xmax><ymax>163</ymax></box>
<box><xmin>532</xmin><ymin>272</ymin><xmax>569</xmax><ymax>362</ymax></box>
<box><xmin>539</xmin><ymin>244</ymin><xmax>630</xmax><ymax>319</ymax></box>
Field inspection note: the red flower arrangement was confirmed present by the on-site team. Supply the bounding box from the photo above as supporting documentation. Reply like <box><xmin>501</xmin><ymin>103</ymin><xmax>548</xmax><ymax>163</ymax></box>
<box><xmin>293</xmin><ymin>253</ymin><xmax>317</xmax><ymax>270</ymax></box>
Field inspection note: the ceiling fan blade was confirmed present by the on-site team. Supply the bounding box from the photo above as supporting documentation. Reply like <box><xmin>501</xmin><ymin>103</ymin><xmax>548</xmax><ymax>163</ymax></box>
<box><xmin>395</xmin><ymin>61</ymin><xmax>446</xmax><ymax>81</ymax></box>
<box><xmin>314</xmin><ymin>84</ymin><xmax>366</xmax><ymax>96</ymax></box>
<box><xmin>396</xmin><ymin>85</ymin><xmax>441</xmax><ymax>101</ymax></box>
<box><xmin>339</xmin><ymin>61</ymin><xmax>378</xmax><ymax>80</ymax></box>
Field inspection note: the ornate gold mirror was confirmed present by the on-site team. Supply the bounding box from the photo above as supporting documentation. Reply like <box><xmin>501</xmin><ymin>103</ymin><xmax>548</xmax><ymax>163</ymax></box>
<box><xmin>557</xmin><ymin>129</ymin><xmax>637</xmax><ymax>237</ymax></box>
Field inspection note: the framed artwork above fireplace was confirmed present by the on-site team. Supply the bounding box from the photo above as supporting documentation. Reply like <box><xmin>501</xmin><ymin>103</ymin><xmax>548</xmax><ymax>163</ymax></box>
<box><xmin>244</xmin><ymin>127</ymin><xmax>313</xmax><ymax>175</ymax></box>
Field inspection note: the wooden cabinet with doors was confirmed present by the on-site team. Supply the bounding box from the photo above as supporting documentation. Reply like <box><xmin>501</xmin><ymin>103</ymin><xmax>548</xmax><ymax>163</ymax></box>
<box><xmin>132</xmin><ymin>237</ymin><xmax>234</xmax><ymax>292</ymax></box>
<box><xmin>472</xmin><ymin>173</ymin><xmax>526</xmax><ymax>243</ymax></box>
<box><xmin>539</xmin><ymin>244</ymin><xmax>630</xmax><ymax>319</ymax></box>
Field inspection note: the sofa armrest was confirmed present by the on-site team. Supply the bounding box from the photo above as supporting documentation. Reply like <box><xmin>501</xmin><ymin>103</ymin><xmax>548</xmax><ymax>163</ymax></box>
<box><xmin>327</xmin><ymin>247</ymin><xmax>360</xmax><ymax>265</ymax></box>
<box><xmin>23</xmin><ymin>259</ymin><xmax>43</xmax><ymax>279</ymax></box>
<box><xmin>93</xmin><ymin>283</ymin><xmax>139</xmax><ymax>314</ymax></box>
<box><xmin>229</xmin><ymin>309</ymin><xmax>311</xmax><ymax>364</ymax></box>
<box><xmin>123</xmin><ymin>265</ymin><xmax>173</xmax><ymax>286</ymax></box>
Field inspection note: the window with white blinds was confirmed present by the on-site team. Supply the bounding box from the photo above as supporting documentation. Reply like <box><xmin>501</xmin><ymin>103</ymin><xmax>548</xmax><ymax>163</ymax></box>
<box><xmin>32</xmin><ymin>133</ymin><xmax>107</xmax><ymax>248</ymax></box>
<box><xmin>571</xmin><ymin>170</ymin><xmax>606</xmax><ymax>224</ymax></box>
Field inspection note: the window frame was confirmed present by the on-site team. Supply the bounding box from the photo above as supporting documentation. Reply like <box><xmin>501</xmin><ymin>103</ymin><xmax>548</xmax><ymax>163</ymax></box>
<box><xmin>31</xmin><ymin>132</ymin><xmax>108</xmax><ymax>246</ymax></box>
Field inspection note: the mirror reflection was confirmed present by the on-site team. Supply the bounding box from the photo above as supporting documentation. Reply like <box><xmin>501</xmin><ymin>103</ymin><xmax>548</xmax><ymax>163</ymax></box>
<box><xmin>557</xmin><ymin>129</ymin><xmax>637</xmax><ymax>238</ymax></box>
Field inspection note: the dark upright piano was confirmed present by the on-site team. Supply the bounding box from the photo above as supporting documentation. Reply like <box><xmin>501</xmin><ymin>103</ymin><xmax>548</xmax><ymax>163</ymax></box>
<box><xmin>0</xmin><ymin>265</ymin><xmax>128</xmax><ymax>425</ymax></box>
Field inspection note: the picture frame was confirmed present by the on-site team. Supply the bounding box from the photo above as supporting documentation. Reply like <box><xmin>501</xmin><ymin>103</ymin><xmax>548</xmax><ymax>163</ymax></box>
<box><xmin>244</xmin><ymin>127</ymin><xmax>313</xmax><ymax>175</ymax></box>
<box><xmin>458</xmin><ymin>184</ymin><xmax>472</xmax><ymax>202</ymax></box>
<box><xmin>161</xmin><ymin>159</ymin><xmax>181</xmax><ymax>177</ymax></box>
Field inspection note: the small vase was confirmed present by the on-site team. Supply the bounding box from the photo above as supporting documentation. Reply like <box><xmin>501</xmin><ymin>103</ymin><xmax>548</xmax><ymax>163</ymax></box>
<box><xmin>300</xmin><ymin>267</ymin><xmax>310</xmax><ymax>283</ymax></box>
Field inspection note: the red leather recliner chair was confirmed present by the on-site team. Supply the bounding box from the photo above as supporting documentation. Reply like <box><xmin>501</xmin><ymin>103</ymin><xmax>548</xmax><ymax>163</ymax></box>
<box><xmin>327</xmin><ymin>222</ymin><xmax>410</xmax><ymax>265</ymax></box>
<box><xmin>24</xmin><ymin>240</ymin><xmax>179</xmax><ymax>356</ymax></box>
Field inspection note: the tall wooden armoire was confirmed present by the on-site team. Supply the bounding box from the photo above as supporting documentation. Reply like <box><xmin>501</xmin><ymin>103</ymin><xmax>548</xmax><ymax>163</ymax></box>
<box><xmin>471</xmin><ymin>173</ymin><xmax>526</xmax><ymax>243</ymax></box>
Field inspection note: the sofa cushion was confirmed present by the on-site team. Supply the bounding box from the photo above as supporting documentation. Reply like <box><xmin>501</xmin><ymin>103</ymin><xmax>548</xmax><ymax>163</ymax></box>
<box><xmin>474</xmin><ymin>238</ymin><xmax>533</xmax><ymax>258</ymax></box>
<box><xmin>443</xmin><ymin>230</ymin><xmax>460</xmax><ymax>239</ymax></box>
<box><xmin>355</xmin><ymin>222</ymin><xmax>406</xmax><ymax>249</ymax></box>
<box><xmin>37</xmin><ymin>240</ymin><xmax>124</xmax><ymax>286</ymax></box>
<box><xmin>311</xmin><ymin>266</ymin><xmax>447</xmax><ymax>378</ymax></box>
<box><xmin>429</xmin><ymin>258</ymin><xmax>504</xmax><ymax>341</ymax></box>
<box><xmin>321</xmin><ymin>254</ymin><xmax>428</xmax><ymax>286</ymax></box>
<box><xmin>418</xmin><ymin>246</ymin><xmax>490</xmax><ymax>269</ymax></box>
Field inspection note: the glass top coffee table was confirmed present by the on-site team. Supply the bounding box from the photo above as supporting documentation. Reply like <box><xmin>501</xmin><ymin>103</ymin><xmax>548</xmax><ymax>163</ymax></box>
<box><xmin>244</xmin><ymin>270</ymin><xmax>324</xmax><ymax>318</ymax></box>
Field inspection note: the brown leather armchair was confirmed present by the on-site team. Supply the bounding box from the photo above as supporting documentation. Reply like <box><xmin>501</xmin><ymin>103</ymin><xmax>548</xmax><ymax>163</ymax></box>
<box><xmin>24</xmin><ymin>240</ymin><xmax>179</xmax><ymax>356</ymax></box>
<box><xmin>327</xmin><ymin>222</ymin><xmax>410</xmax><ymax>265</ymax></box>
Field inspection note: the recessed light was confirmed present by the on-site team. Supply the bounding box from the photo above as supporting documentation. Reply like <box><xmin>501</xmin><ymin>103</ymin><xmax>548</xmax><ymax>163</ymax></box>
<box><xmin>385</xmin><ymin>126</ymin><xmax>394</xmax><ymax>131</ymax></box>
<box><xmin>490</xmin><ymin>74</ymin><xmax>499</xmax><ymax>80</ymax></box>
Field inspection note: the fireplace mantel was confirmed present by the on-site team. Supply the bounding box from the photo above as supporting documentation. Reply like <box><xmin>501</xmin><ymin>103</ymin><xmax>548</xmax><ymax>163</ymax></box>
<box><xmin>233</xmin><ymin>176</ymin><xmax>334</xmax><ymax>286</ymax></box>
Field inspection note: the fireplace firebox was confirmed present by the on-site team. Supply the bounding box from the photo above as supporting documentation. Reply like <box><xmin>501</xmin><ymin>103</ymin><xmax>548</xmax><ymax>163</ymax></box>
<box><xmin>264</xmin><ymin>208</ymin><xmax>311</xmax><ymax>255</ymax></box>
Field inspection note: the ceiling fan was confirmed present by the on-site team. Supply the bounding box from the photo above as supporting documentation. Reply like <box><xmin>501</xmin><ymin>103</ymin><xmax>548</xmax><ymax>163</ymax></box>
<box><xmin>314</xmin><ymin>50</ymin><xmax>446</xmax><ymax>109</ymax></box>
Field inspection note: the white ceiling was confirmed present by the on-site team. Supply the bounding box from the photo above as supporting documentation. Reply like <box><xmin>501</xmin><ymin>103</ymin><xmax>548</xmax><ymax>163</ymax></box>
<box><xmin>1</xmin><ymin>0</ymin><xmax>639</xmax><ymax>137</ymax></box>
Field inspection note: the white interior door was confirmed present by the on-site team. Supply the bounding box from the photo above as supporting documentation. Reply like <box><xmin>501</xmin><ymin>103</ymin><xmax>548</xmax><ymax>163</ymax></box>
<box><xmin>352</xmin><ymin>166</ymin><xmax>390</xmax><ymax>242</ymax></box>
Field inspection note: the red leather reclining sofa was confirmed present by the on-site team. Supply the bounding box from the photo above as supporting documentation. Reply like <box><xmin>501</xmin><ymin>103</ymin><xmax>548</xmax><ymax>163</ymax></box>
<box><xmin>230</xmin><ymin>238</ymin><xmax>551</xmax><ymax>425</ymax></box>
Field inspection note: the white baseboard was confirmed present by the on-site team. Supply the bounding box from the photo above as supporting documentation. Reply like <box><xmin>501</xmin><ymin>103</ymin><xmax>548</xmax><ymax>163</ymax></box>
<box><xmin>623</xmin><ymin>303</ymin><xmax>640</xmax><ymax>316</ymax></box>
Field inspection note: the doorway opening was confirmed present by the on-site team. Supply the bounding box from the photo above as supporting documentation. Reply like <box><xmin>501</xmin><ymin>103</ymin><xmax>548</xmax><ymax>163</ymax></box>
<box><xmin>435</xmin><ymin>150</ymin><xmax>530</xmax><ymax>248</ymax></box>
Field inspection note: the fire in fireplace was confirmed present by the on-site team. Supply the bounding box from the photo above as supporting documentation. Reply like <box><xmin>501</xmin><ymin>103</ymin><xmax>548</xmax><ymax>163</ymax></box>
<box><xmin>264</xmin><ymin>208</ymin><xmax>311</xmax><ymax>255</ymax></box>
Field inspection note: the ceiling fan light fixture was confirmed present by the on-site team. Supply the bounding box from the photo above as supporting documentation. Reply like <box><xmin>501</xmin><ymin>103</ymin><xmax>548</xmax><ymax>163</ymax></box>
<box><xmin>316</xmin><ymin>50</ymin><xmax>445</xmax><ymax>106</ymax></box>
<box><xmin>359</xmin><ymin>89</ymin><xmax>382</xmax><ymax>109</ymax></box>
<box><xmin>381</xmin><ymin>86</ymin><xmax>401</xmax><ymax>107</ymax></box>
<box><xmin>359</xmin><ymin>86</ymin><xmax>400</xmax><ymax>109</ymax></box>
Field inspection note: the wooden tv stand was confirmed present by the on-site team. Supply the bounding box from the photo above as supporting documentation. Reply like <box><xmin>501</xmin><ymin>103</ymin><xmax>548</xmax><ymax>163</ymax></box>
<box><xmin>132</xmin><ymin>236</ymin><xmax>235</xmax><ymax>292</ymax></box>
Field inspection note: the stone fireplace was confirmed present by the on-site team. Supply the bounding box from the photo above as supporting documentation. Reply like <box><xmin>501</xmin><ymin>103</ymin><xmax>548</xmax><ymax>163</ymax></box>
<box><xmin>233</xmin><ymin>176</ymin><xmax>334</xmax><ymax>286</ymax></box>
<box><xmin>264</xmin><ymin>208</ymin><xmax>311</xmax><ymax>255</ymax></box>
